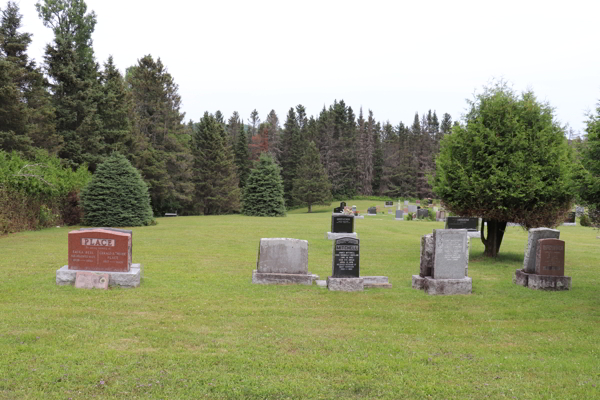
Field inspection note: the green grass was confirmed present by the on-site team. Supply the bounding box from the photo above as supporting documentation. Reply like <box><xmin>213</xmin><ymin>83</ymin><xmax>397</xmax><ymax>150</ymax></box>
<box><xmin>0</xmin><ymin>200</ymin><xmax>598</xmax><ymax>399</ymax></box>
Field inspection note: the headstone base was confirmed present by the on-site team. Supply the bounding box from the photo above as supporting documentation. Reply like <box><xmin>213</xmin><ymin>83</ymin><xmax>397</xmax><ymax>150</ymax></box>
<box><xmin>366</xmin><ymin>214</ymin><xmax>377</xmax><ymax>217</ymax></box>
<box><xmin>354</xmin><ymin>215</ymin><xmax>364</xmax><ymax>219</ymax></box>
<box><xmin>467</xmin><ymin>231</ymin><xmax>481</xmax><ymax>238</ymax></box>
<box><xmin>252</xmin><ymin>270</ymin><xmax>318</xmax><ymax>285</ymax></box>
<box><xmin>326</xmin><ymin>232</ymin><xmax>358</xmax><ymax>240</ymax></box>
<box><xmin>436</xmin><ymin>218</ymin><xmax>446</xmax><ymax>222</ymax></box>
<box><xmin>363</xmin><ymin>276</ymin><xmax>392</xmax><ymax>289</ymax></box>
<box><xmin>315</xmin><ymin>280</ymin><xmax>327</xmax><ymax>288</ymax></box>
<box><xmin>395</xmin><ymin>218</ymin><xmax>404</xmax><ymax>221</ymax></box>
<box><xmin>424</xmin><ymin>276</ymin><xmax>472</xmax><ymax>295</ymax></box>
<box><xmin>56</xmin><ymin>264</ymin><xmax>142</xmax><ymax>288</ymax></box>
<box><xmin>412</xmin><ymin>275</ymin><xmax>426</xmax><ymax>290</ymax></box>
<box><xmin>513</xmin><ymin>269</ymin><xmax>571</xmax><ymax>290</ymax></box>
<box><xmin>327</xmin><ymin>277</ymin><xmax>364</xmax><ymax>292</ymax></box>
<box><xmin>562</xmin><ymin>223</ymin><xmax>576</xmax><ymax>226</ymax></box>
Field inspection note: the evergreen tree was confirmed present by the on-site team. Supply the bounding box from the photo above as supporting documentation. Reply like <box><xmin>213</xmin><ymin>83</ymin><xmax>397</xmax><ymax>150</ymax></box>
<box><xmin>372</xmin><ymin>119</ymin><xmax>384</xmax><ymax>195</ymax></box>
<box><xmin>226</xmin><ymin>111</ymin><xmax>242</xmax><ymax>145</ymax></box>
<box><xmin>433</xmin><ymin>82</ymin><xmax>574</xmax><ymax>257</ymax></box>
<box><xmin>280</xmin><ymin>107</ymin><xmax>304</xmax><ymax>206</ymax></box>
<box><xmin>191</xmin><ymin>112</ymin><xmax>240</xmax><ymax>215</ymax></box>
<box><xmin>37</xmin><ymin>0</ymin><xmax>105</xmax><ymax>171</ymax></box>
<box><xmin>292</xmin><ymin>141</ymin><xmax>331</xmax><ymax>212</ymax></box>
<box><xmin>242</xmin><ymin>153</ymin><xmax>285</xmax><ymax>217</ymax></box>
<box><xmin>234</xmin><ymin>124</ymin><xmax>251</xmax><ymax>188</ymax></box>
<box><xmin>579</xmin><ymin>99</ymin><xmax>600</xmax><ymax>226</ymax></box>
<box><xmin>440</xmin><ymin>113</ymin><xmax>452</xmax><ymax>134</ymax></box>
<box><xmin>248</xmin><ymin>109</ymin><xmax>260</xmax><ymax>142</ymax></box>
<box><xmin>0</xmin><ymin>2</ymin><xmax>57</xmax><ymax>155</ymax></box>
<box><xmin>81</xmin><ymin>152</ymin><xmax>153</xmax><ymax>227</ymax></box>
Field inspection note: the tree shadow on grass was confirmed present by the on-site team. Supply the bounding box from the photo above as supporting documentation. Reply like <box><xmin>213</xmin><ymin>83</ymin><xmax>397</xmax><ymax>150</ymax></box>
<box><xmin>471</xmin><ymin>252</ymin><xmax>523</xmax><ymax>264</ymax></box>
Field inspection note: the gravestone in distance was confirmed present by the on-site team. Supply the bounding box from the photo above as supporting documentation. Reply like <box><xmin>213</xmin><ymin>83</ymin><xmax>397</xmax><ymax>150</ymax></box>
<box><xmin>385</xmin><ymin>201</ymin><xmax>393</xmax><ymax>207</ymax></box>
<box><xmin>333</xmin><ymin>201</ymin><xmax>347</xmax><ymax>213</ymax></box>
<box><xmin>416</xmin><ymin>200</ymin><xmax>420</xmax><ymax>205</ymax></box>
<box><xmin>328</xmin><ymin>237</ymin><xmax>363</xmax><ymax>291</ymax></box>
<box><xmin>252</xmin><ymin>238</ymin><xmax>317</xmax><ymax>285</ymax></box>
<box><xmin>419</xmin><ymin>233</ymin><xmax>434</xmax><ymax>278</ymax></box>
<box><xmin>395</xmin><ymin>210</ymin><xmax>404</xmax><ymax>220</ymax></box>
<box><xmin>407</xmin><ymin>205</ymin><xmax>418</xmax><ymax>214</ymax></box>
<box><xmin>56</xmin><ymin>228</ymin><xmax>141</xmax><ymax>288</ymax></box>
<box><xmin>562</xmin><ymin>211</ymin><xmax>576</xmax><ymax>225</ymax></box>
<box><xmin>327</xmin><ymin>214</ymin><xmax>358</xmax><ymax>239</ymax></box>
<box><xmin>428</xmin><ymin>199</ymin><xmax>433</xmax><ymax>205</ymax></box>
<box><xmin>445</xmin><ymin>217</ymin><xmax>478</xmax><ymax>231</ymax></box>
<box><xmin>575</xmin><ymin>206</ymin><xmax>585</xmax><ymax>217</ymax></box>
<box><xmin>404</xmin><ymin>200</ymin><xmax>409</xmax><ymax>206</ymax></box>
<box><xmin>367</xmin><ymin>206</ymin><xmax>377</xmax><ymax>215</ymax></box>
<box><xmin>417</xmin><ymin>208</ymin><xmax>429</xmax><ymax>219</ymax></box>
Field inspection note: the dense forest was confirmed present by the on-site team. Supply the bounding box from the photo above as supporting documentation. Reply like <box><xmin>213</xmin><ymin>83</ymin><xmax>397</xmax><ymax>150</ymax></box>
<box><xmin>1</xmin><ymin>1</ymin><xmax>597</xmax><ymax>232</ymax></box>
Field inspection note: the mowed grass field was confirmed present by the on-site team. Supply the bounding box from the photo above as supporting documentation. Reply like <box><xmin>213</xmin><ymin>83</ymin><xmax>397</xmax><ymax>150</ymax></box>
<box><xmin>0</xmin><ymin>200</ymin><xmax>598</xmax><ymax>399</ymax></box>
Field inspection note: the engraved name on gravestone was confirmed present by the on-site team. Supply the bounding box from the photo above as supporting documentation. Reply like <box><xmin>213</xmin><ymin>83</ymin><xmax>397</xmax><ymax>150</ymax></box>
<box><xmin>79</xmin><ymin>227</ymin><xmax>132</xmax><ymax>265</ymax></box>
<box><xmin>68</xmin><ymin>229</ymin><xmax>131</xmax><ymax>272</ymax></box>
<box><xmin>332</xmin><ymin>237</ymin><xmax>360</xmax><ymax>278</ymax></box>
<box><xmin>432</xmin><ymin>229</ymin><xmax>468</xmax><ymax>279</ymax></box>
<box><xmin>331</xmin><ymin>214</ymin><xmax>354</xmax><ymax>233</ymax></box>
<box><xmin>535</xmin><ymin>239</ymin><xmax>565</xmax><ymax>276</ymax></box>
<box><xmin>445</xmin><ymin>217</ymin><xmax>478</xmax><ymax>231</ymax></box>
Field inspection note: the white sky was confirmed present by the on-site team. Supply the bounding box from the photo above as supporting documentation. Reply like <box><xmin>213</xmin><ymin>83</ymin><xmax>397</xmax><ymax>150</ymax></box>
<box><xmin>16</xmin><ymin>0</ymin><xmax>600</xmax><ymax>135</ymax></box>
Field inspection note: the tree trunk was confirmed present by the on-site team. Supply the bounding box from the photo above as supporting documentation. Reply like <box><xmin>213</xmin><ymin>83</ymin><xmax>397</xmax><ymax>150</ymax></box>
<box><xmin>307</xmin><ymin>204</ymin><xmax>312</xmax><ymax>213</ymax></box>
<box><xmin>481</xmin><ymin>219</ymin><xmax>507</xmax><ymax>257</ymax></box>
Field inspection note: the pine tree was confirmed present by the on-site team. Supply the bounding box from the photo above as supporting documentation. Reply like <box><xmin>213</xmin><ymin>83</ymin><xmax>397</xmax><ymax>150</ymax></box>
<box><xmin>81</xmin><ymin>152</ymin><xmax>153</xmax><ymax>227</ymax></box>
<box><xmin>37</xmin><ymin>0</ymin><xmax>105</xmax><ymax>171</ymax></box>
<box><xmin>280</xmin><ymin>107</ymin><xmax>305</xmax><ymax>206</ymax></box>
<box><xmin>440</xmin><ymin>113</ymin><xmax>453</xmax><ymax>134</ymax></box>
<box><xmin>579</xmin><ymin>99</ymin><xmax>600</xmax><ymax>226</ymax></box>
<box><xmin>191</xmin><ymin>112</ymin><xmax>240</xmax><ymax>215</ymax></box>
<box><xmin>242</xmin><ymin>153</ymin><xmax>285</xmax><ymax>217</ymax></box>
<box><xmin>292</xmin><ymin>141</ymin><xmax>331</xmax><ymax>212</ymax></box>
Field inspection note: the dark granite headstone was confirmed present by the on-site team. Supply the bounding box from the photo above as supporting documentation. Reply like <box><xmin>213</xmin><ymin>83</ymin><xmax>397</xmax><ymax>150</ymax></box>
<box><xmin>332</xmin><ymin>237</ymin><xmax>359</xmax><ymax>278</ymax></box>
<box><xmin>565</xmin><ymin>212</ymin><xmax>576</xmax><ymax>224</ymax></box>
<box><xmin>417</xmin><ymin>209</ymin><xmax>429</xmax><ymax>219</ymax></box>
<box><xmin>331</xmin><ymin>214</ymin><xmax>354</xmax><ymax>233</ymax></box>
<box><xmin>428</xmin><ymin>199</ymin><xmax>433</xmax><ymax>205</ymax></box>
<box><xmin>385</xmin><ymin>201</ymin><xmax>393</xmax><ymax>207</ymax></box>
<box><xmin>333</xmin><ymin>202</ymin><xmax>347</xmax><ymax>213</ymax></box>
<box><xmin>535</xmin><ymin>239</ymin><xmax>565</xmax><ymax>276</ymax></box>
<box><xmin>446</xmin><ymin>217</ymin><xmax>478</xmax><ymax>231</ymax></box>
<box><xmin>367</xmin><ymin>207</ymin><xmax>377</xmax><ymax>215</ymax></box>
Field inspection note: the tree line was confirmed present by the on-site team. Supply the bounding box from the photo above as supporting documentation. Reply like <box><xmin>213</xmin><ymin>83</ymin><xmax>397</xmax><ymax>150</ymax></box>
<box><xmin>0</xmin><ymin>0</ymin><xmax>456</xmax><ymax>217</ymax></box>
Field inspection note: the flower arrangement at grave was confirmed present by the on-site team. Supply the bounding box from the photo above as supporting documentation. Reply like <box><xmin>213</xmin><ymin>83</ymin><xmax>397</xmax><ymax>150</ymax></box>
<box><xmin>343</xmin><ymin>206</ymin><xmax>358</xmax><ymax>216</ymax></box>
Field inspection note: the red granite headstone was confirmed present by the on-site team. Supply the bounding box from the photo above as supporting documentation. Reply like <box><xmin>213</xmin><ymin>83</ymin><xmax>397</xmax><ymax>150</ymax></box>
<box><xmin>535</xmin><ymin>238</ymin><xmax>565</xmax><ymax>276</ymax></box>
<box><xmin>68</xmin><ymin>229</ymin><xmax>132</xmax><ymax>272</ymax></box>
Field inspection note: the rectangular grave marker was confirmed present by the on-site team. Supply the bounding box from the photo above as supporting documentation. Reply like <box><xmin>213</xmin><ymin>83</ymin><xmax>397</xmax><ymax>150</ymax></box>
<box><xmin>68</xmin><ymin>229</ymin><xmax>131</xmax><ymax>272</ymax></box>
<box><xmin>331</xmin><ymin>214</ymin><xmax>354</xmax><ymax>233</ymax></box>
<box><xmin>432</xmin><ymin>229</ymin><xmax>468</xmax><ymax>279</ymax></box>
<box><xmin>445</xmin><ymin>217</ymin><xmax>478</xmax><ymax>231</ymax></box>
<box><xmin>385</xmin><ymin>201</ymin><xmax>393</xmax><ymax>207</ymax></box>
<box><xmin>564</xmin><ymin>212</ymin><xmax>576</xmax><ymax>224</ymax></box>
<box><xmin>535</xmin><ymin>239</ymin><xmax>565</xmax><ymax>276</ymax></box>
<box><xmin>75</xmin><ymin>271</ymin><xmax>109</xmax><ymax>289</ymax></box>
<box><xmin>332</xmin><ymin>237</ymin><xmax>360</xmax><ymax>278</ymax></box>
<box><xmin>395</xmin><ymin>210</ymin><xmax>404</xmax><ymax>219</ymax></box>
<box><xmin>367</xmin><ymin>207</ymin><xmax>377</xmax><ymax>215</ymax></box>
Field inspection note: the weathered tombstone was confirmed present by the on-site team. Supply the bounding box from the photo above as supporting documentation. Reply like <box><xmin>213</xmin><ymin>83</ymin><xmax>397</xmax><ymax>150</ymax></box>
<box><xmin>388</xmin><ymin>209</ymin><xmax>394</xmax><ymax>214</ymax></box>
<box><xmin>445</xmin><ymin>217</ymin><xmax>478</xmax><ymax>231</ymax></box>
<box><xmin>395</xmin><ymin>210</ymin><xmax>404</xmax><ymax>220</ymax></box>
<box><xmin>56</xmin><ymin>228</ymin><xmax>141</xmax><ymax>288</ymax></box>
<box><xmin>408</xmin><ymin>205</ymin><xmax>418</xmax><ymax>213</ymax></box>
<box><xmin>75</xmin><ymin>271</ymin><xmax>109</xmax><ymax>290</ymax></box>
<box><xmin>562</xmin><ymin>212</ymin><xmax>576</xmax><ymax>225</ymax></box>
<box><xmin>412</xmin><ymin>229</ymin><xmax>471</xmax><ymax>294</ymax></box>
<box><xmin>416</xmin><ymin>200</ymin><xmax>420</xmax><ymax>205</ymax></box>
<box><xmin>252</xmin><ymin>238</ymin><xmax>317</xmax><ymax>285</ymax></box>
<box><xmin>367</xmin><ymin>206</ymin><xmax>377</xmax><ymax>215</ymax></box>
<box><xmin>403</xmin><ymin>207</ymin><xmax>409</xmax><ymax>214</ymax></box>
<box><xmin>522</xmin><ymin>228</ymin><xmax>560</xmax><ymax>273</ymax></box>
<box><xmin>385</xmin><ymin>201</ymin><xmax>393</xmax><ymax>207</ymax></box>
<box><xmin>404</xmin><ymin>200</ymin><xmax>409</xmax><ymax>206</ymax></box>
<box><xmin>417</xmin><ymin>208</ymin><xmax>429</xmax><ymax>219</ymax></box>
<box><xmin>535</xmin><ymin>239</ymin><xmax>565</xmax><ymax>276</ymax></box>
<box><xmin>327</xmin><ymin>237</ymin><xmax>363</xmax><ymax>291</ymax></box>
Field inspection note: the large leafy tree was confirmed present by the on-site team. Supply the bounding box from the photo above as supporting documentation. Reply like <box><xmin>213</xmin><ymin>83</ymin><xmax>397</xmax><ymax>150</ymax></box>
<box><xmin>433</xmin><ymin>82</ymin><xmax>574</xmax><ymax>257</ymax></box>
<box><xmin>190</xmin><ymin>112</ymin><xmax>240</xmax><ymax>215</ymax></box>
<box><xmin>242</xmin><ymin>153</ymin><xmax>285</xmax><ymax>217</ymax></box>
<box><xmin>37</xmin><ymin>0</ymin><xmax>105</xmax><ymax>171</ymax></box>
<box><xmin>292</xmin><ymin>141</ymin><xmax>331</xmax><ymax>212</ymax></box>
<box><xmin>579</xmin><ymin>100</ymin><xmax>600</xmax><ymax>226</ymax></box>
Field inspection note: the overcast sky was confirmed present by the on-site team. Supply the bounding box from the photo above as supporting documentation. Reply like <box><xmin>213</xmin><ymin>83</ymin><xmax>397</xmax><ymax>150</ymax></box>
<box><xmin>16</xmin><ymin>0</ymin><xmax>600</xmax><ymax>135</ymax></box>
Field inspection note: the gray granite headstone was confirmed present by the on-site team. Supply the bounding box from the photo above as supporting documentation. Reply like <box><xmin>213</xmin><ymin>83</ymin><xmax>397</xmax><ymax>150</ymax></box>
<box><xmin>408</xmin><ymin>205</ymin><xmax>418</xmax><ymax>213</ymax></box>
<box><xmin>522</xmin><ymin>228</ymin><xmax>560</xmax><ymax>273</ymax></box>
<box><xmin>257</xmin><ymin>238</ymin><xmax>308</xmax><ymax>274</ymax></box>
<box><xmin>432</xmin><ymin>229</ymin><xmax>468</xmax><ymax>279</ymax></box>
<box><xmin>404</xmin><ymin>200</ymin><xmax>409</xmax><ymax>206</ymax></box>
<box><xmin>395</xmin><ymin>210</ymin><xmax>404</xmax><ymax>219</ymax></box>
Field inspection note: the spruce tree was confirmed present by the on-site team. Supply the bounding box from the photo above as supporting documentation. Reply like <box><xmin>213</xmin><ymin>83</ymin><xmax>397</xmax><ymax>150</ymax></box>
<box><xmin>292</xmin><ymin>141</ymin><xmax>331</xmax><ymax>212</ymax></box>
<box><xmin>242</xmin><ymin>153</ymin><xmax>285</xmax><ymax>217</ymax></box>
<box><xmin>579</xmin><ymin>100</ymin><xmax>600</xmax><ymax>226</ymax></box>
<box><xmin>191</xmin><ymin>112</ymin><xmax>240</xmax><ymax>215</ymax></box>
<box><xmin>234</xmin><ymin>124</ymin><xmax>251</xmax><ymax>188</ymax></box>
<box><xmin>81</xmin><ymin>152</ymin><xmax>153</xmax><ymax>227</ymax></box>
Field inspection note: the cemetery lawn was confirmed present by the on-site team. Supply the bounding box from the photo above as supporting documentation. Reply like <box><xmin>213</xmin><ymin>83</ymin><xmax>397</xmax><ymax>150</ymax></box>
<box><xmin>0</xmin><ymin>201</ymin><xmax>598</xmax><ymax>400</ymax></box>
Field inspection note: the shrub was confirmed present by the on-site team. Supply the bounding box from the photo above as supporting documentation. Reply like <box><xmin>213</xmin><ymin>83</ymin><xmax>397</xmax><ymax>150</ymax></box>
<box><xmin>81</xmin><ymin>153</ymin><xmax>154</xmax><ymax>227</ymax></box>
<box><xmin>579</xmin><ymin>213</ymin><xmax>591</xmax><ymax>227</ymax></box>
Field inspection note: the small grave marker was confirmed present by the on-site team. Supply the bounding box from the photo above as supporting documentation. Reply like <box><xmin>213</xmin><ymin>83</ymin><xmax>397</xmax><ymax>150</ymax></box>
<box><xmin>75</xmin><ymin>271</ymin><xmax>109</xmax><ymax>290</ymax></box>
<box><xmin>535</xmin><ymin>239</ymin><xmax>565</xmax><ymax>276</ymax></box>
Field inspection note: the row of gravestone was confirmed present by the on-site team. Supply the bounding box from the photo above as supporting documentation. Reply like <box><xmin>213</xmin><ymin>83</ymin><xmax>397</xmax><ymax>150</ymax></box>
<box><xmin>252</xmin><ymin>237</ymin><xmax>392</xmax><ymax>291</ymax></box>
